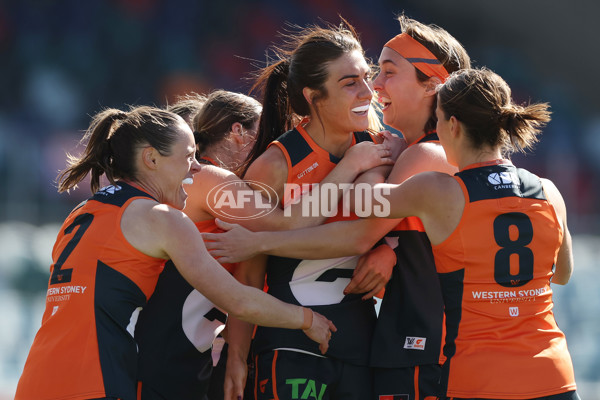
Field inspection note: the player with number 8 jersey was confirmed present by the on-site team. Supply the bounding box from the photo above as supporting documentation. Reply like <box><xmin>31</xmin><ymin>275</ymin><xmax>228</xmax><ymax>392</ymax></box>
<box><xmin>363</xmin><ymin>68</ymin><xmax>579</xmax><ymax>399</ymax></box>
<box><xmin>434</xmin><ymin>160</ymin><xmax>576</xmax><ymax>398</ymax></box>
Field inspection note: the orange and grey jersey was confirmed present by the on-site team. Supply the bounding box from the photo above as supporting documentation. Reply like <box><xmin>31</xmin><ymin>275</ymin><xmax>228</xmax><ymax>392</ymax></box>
<box><xmin>135</xmin><ymin>218</ymin><xmax>234</xmax><ymax>400</ymax></box>
<box><xmin>434</xmin><ymin>161</ymin><xmax>576</xmax><ymax>399</ymax></box>
<box><xmin>371</xmin><ymin>132</ymin><xmax>445</xmax><ymax>369</ymax></box>
<box><xmin>254</xmin><ymin>124</ymin><xmax>377</xmax><ymax>366</ymax></box>
<box><xmin>16</xmin><ymin>182</ymin><xmax>165</xmax><ymax>400</ymax></box>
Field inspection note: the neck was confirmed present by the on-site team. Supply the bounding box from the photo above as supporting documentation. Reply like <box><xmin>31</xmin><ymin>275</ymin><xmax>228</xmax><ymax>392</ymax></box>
<box><xmin>303</xmin><ymin>120</ymin><xmax>353</xmax><ymax>158</ymax></box>
<box><xmin>204</xmin><ymin>144</ymin><xmax>238</xmax><ymax>172</ymax></box>
<box><xmin>394</xmin><ymin>102</ymin><xmax>433</xmax><ymax>144</ymax></box>
<box><xmin>457</xmin><ymin>148</ymin><xmax>504</xmax><ymax>171</ymax></box>
<box><xmin>122</xmin><ymin>178</ymin><xmax>161</xmax><ymax>202</ymax></box>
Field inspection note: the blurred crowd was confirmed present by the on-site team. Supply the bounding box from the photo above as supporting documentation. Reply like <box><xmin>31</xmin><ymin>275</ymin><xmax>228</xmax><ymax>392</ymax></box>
<box><xmin>1</xmin><ymin>0</ymin><xmax>599</xmax><ymax>232</ymax></box>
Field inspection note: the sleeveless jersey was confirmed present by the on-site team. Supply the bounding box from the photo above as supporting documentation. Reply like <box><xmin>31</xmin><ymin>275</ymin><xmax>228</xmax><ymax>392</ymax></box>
<box><xmin>253</xmin><ymin>124</ymin><xmax>377</xmax><ymax>366</ymax></box>
<box><xmin>370</xmin><ymin>132</ymin><xmax>445</xmax><ymax>368</ymax></box>
<box><xmin>16</xmin><ymin>182</ymin><xmax>165</xmax><ymax>400</ymax></box>
<box><xmin>434</xmin><ymin>161</ymin><xmax>576</xmax><ymax>399</ymax></box>
<box><xmin>136</xmin><ymin>218</ymin><xmax>234</xmax><ymax>400</ymax></box>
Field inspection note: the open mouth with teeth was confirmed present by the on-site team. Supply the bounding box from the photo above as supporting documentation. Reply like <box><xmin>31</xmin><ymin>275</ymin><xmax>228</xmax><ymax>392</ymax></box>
<box><xmin>378</xmin><ymin>96</ymin><xmax>392</xmax><ymax>111</ymax></box>
<box><xmin>182</xmin><ymin>178</ymin><xmax>194</xmax><ymax>185</ymax></box>
<box><xmin>351</xmin><ymin>104</ymin><xmax>370</xmax><ymax>115</ymax></box>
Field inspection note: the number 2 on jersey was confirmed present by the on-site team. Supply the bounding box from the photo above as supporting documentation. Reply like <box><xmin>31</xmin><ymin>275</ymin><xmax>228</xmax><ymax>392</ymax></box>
<box><xmin>493</xmin><ymin>212</ymin><xmax>534</xmax><ymax>288</ymax></box>
<box><xmin>50</xmin><ymin>213</ymin><xmax>94</xmax><ymax>285</ymax></box>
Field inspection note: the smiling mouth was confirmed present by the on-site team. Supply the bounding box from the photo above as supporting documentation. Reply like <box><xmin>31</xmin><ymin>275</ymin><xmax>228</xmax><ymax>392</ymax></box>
<box><xmin>182</xmin><ymin>178</ymin><xmax>193</xmax><ymax>185</ymax></box>
<box><xmin>351</xmin><ymin>104</ymin><xmax>370</xmax><ymax>115</ymax></box>
<box><xmin>378</xmin><ymin>96</ymin><xmax>391</xmax><ymax>111</ymax></box>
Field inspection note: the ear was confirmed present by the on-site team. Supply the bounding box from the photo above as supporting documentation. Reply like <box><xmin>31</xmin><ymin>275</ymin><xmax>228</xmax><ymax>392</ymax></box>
<box><xmin>231</xmin><ymin>122</ymin><xmax>244</xmax><ymax>144</ymax></box>
<box><xmin>449</xmin><ymin>115</ymin><xmax>461</xmax><ymax>138</ymax></box>
<box><xmin>141</xmin><ymin>146</ymin><xmax>159</xmax><ymax>170</ymax></box>
<box><xmin>424</xmin><ymin>76</ymin><xmax>442</xmax><ymax>97</ymax></box>
<box><xmin>302</xmin><ymin>87</ymin><xmax>315</xmax><ymax>106</ymax></box>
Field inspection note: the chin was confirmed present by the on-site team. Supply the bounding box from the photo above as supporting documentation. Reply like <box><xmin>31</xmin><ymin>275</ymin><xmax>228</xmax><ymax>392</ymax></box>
<box><xmin>381</xmin><ymin>111</ymin><xmax>392</xmax><ymax>127</ymax></box>
<box><xmin>352</xmin><ymin>120</ymin><xmax>370</xmax><ymax>132</ymax></box>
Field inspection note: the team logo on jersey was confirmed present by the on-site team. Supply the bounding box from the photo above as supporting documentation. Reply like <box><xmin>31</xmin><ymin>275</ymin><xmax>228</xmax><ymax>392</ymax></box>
<box><xmin>259</xmin><ymin>379</ymin><xmax>269</xmax><ymax>394</ymax></box>
<box><xmin>182</xmin><ymin>291</ymin><xmax>227</xmax><ymax>352</ymax></box>
<box><xmin>290</xmin><ymin>258</ymin><xmax>357</xmax><ymax>305</ymax></box>
<box><xmin>206</xmin><ymin>180</ymin><xmax>279</xmax><ymax>220</ymax></box>
<box><xmin>509</xmin><ymin>306</ymin><xmax>519</xmax><ymax>316</ymax></box>
<box><xmin>97</xmin><ymin>184</ymin><xmax>122</xmax><ymax>195</ymax></box>
<box><xmin>487</xmin><ymin>171</ymin><xmax>517</xmax><ymax>189</ymax></box>
<box><xmin>403</xmin><ymin>336</ymin><xmax>426</xmax><ymax>350</ymax></box>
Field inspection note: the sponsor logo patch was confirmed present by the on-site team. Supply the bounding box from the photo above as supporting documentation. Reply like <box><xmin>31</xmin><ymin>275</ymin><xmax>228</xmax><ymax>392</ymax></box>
<box><xmin>404</xmin><ymin>336</ymin><xmax>426</xmax><ymax>350</ymax></box>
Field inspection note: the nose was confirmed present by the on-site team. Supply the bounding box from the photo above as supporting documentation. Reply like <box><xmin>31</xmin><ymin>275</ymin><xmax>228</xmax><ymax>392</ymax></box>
<box><xmin>190</xmin><ymin>158</ymin><xmax>202</xmax><ymax>174</ymax></box>
<box><xmin>359</xmin><ymin>78</ymin><xmax>374</xmax><ymax>100</ymax></box>
<box><xmin>372</xmin><ymin>72</ymin><xmax>383</xmax><ymax>92</ymax></box>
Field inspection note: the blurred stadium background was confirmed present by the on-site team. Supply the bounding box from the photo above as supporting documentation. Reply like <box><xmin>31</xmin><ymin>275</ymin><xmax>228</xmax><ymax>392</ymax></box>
<box><xmin>1</xmin><ymin>0</ymin><xmax>599</xmax><ymax>398</ymax></box>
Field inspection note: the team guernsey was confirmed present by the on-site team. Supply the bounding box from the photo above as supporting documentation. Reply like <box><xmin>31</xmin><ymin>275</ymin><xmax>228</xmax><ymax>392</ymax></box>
<box><xmin>16</xmin><ymin>182</ymin><xmax>166</xmax><ymax>400</ymax></box>
<box><xmin>371</xmin><ymin>132</ymin><xmax>445</xmax><ymax>369</ymax></box>
<box><xmin>135</xmin><ymin>218</ymin><xmax>233</xmax><ymax>400</ymax></box>
<box><xmin>253</xmin><ymin>124</ymin><xmax>377</xmax><ymax>365</ymax></box>
<box><xmin>135</xmin><ymin>156</ymin><xmax>233</xmax><ymax>399</ymax></box>
<box><xmin>434</xmin><ymin>161</ymin><xmax>576</xmax><ymax>399</ymax></box>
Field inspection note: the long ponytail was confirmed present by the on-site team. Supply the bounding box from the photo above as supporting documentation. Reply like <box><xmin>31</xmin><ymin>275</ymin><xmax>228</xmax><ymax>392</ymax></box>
<box><xmin>57</xmin><ymin>106</ymin><xmax>182</xmax><ymax>193</ymax></box>
<box><xmin>58</xmin><ymin>109</ymin><xmax>127</xmax><ymax>193</ymax></box>
<box><xmin>239</xmin><ymin>58</ymin><xmax>295</xmax><ymax>177</ymax></box>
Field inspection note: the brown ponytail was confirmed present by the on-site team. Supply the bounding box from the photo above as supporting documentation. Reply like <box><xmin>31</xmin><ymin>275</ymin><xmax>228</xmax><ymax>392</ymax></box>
<box><xmin>57</xmin><ymin>106</ymin><xmax>182</xmax><ymax>194</ymax></box>
<box><xmin>497</xmin><ymin>103</ymin><xmax>551</xmax><ymax>153</ymax></box>
<box><xmin>239</xmin><ymin>19</ymin><xmax>364</xmax><ymax>177</ymax></box>
<box><xmin>438</xmin><ymin>68</ymin><xmax>551</xmax><ymax>156</ymax></box>
<box><xmin>57</xmin><ymin>109</ymin><xmax>124</xmax><ymax>193</ymax></box>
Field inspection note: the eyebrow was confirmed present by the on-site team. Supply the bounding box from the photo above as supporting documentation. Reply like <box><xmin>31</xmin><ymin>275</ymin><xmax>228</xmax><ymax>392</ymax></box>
<box><xmin>338</xmin><ymin>74</ymin><xmax>359</xmax><ymax>82</ymax></box>
<box><xmin>378</xmin><ymin>59</ymin><xmax>396</xmax><ymax>67</ymax></box>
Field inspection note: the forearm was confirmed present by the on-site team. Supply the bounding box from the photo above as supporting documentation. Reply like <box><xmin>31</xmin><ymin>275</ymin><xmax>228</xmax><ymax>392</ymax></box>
<box><xmin>226</xmin><ymin>316</ymin><xmax>254</xmax><ymax>364</ymax></box>
<box><xmin>170</xmin><ymin>233</ymin><xmax>307</xmax><ymax>329</ymax></box>
<box><xmin>251</xmin><ymin>218</ymin><xmax>395</xmax><ymax>259</ymax></box>
<box><xmin>227</xmin><ymin>255</ymin><xmax>264</xmax><ymax>360</ymax></box>
<box><xmin>279</xmin><ymin>161</ymin><xmax>362</xmax><ymax>230</ymax></box>
<box><xmin>229</xmin><ymin>286</ymin><xmax>307</xmax><ymax>329</ymax></box>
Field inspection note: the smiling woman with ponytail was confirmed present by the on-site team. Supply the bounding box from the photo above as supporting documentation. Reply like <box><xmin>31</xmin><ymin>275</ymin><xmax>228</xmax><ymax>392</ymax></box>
<box><xmin>15</xmin><ymin>104</ymin><xmax>337</xmax><ymax>400</ymax></box>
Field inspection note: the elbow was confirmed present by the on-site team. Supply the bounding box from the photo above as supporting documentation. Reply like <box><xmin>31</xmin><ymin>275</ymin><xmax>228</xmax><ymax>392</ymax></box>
<box><xmin>551</xmin><ymin>264</ymin><xmax>573</xmax><ymax>285</ymax></box>
<box><xmin>551</xmin><ymin>272</ymin><xmax>572</xmax><ymax>286</ymax></box>
<box><xmin>551</xmin><ymin>277</ymin><xmax>569</xmax><ymax>286</ymax></box>
<box><xmin>227</xmin><ymin>295</ymin><xmax>260</xmax><ymax>323</ymax></box>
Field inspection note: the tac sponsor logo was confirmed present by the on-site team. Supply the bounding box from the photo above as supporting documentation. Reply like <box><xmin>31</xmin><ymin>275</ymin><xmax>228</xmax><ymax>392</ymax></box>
<box><xmin>206</xmin><ymin>180</ymin><xmax>279</xmax><ymax>220</ymax></box>
<box><xmin>403</xmin><ymin>336</ymin><xmax>426</xmax><ymax>350</ymax></box>
<box><xmin>487</xmin><ymin>171</ymin><xmax>517</xmax><ymax>189</ymax></box>
<box><xmin>286</xmin><ymin>378</ymin><xmax>327</xmax><ymax>400</ymax></box>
